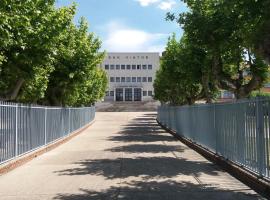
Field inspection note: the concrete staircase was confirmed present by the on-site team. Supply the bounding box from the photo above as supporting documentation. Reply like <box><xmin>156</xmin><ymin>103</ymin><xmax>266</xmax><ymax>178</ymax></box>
<box><xmin>96</xmin><ymin>101</ymin><xmax>160</xmax><ymax>112</ymax></box>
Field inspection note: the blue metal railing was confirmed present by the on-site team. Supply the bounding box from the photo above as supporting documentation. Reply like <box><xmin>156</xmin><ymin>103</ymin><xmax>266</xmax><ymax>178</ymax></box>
<box><xmin>0</xmin><ymin>102</ymin><xmax>95</xmax><ymax>164</ymax></box>
<box><xmin>157</xmin><ymin>98</ymin><xmax>270</xmax><ymax>180</ymax></box>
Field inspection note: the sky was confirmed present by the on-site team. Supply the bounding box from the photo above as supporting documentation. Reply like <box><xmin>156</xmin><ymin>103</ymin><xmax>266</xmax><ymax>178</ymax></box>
<box><xmin>56</xmin><ymin>0</ymin><xmax>188</xmax><ymax>53</ymax></box>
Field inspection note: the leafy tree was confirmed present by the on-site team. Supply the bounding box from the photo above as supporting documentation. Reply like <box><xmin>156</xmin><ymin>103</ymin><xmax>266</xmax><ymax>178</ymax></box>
<box><xmin>167</xmin><ymin>0</ymin><xmax>269</xmax><ymax>99</ymax></box>
<box><xmin>0</xmin><ymin>1</ymin><xmax>107</xmax><ymax>106</ymax></box>
<box><xmin>44</xmin><ymin>18</ymin><xmax>107</xmax><ymax>106</ymax></box>
<box><xmin>154</xmin><ymin>34</ymin><xmax>205</xmax><ymax>105</ymax></box>
<box><xmin>0</xmin><ymin>0</ymin><xmax>76</xmax><ymax>102</ymax></box>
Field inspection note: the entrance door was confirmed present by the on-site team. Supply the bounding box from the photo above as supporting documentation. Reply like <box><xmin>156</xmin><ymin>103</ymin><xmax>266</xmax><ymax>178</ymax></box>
<box><xmin>116</xmin><ymin>88</ymin><xmax>123</xmax><ymax>101</ymax></box>
<box><xmin>134</xmin><ymin>88</ymin><xmax>142</xmax><ymax>101</ymax></box>
<box><xmin>125</xmin><ymin>88</ymin><xmax>132</xmax><ymax>101</ymax></box>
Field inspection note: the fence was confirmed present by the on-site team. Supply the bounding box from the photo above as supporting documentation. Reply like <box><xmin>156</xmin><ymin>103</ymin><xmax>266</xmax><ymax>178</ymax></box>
<box><xmin>0</xmin><ymin>101</ymin><xmax>95</xmax><ymax>164</ymax></box>
<box><xmin>157</xmin><ymin>98</ymin><xmax>270</xmax><ymax>180</ymax></box>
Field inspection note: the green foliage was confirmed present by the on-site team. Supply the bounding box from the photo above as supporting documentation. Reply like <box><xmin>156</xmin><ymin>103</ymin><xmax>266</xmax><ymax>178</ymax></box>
<box><xmin>164</xmin><ymin>0</ymin><xmax>270</xmax><ymax>102</ymax></box>
<box><xmin>249</xmin><ymin>91</ymin><xmax>270</xmax><ymax>98</ymax></box>
<box><xmin>154</xmin><ymin>34</ymin><xmax>205</xmax><ymax>105</ymax></box>
<box><xmin>0</xmin><ymin>0</ymin><xmax>75</xmax><ymax>101</ymax></box>
<box><xmin>0</xmin><ymin>0</ymin><xmax>107</xmax><ymax>106</ymax></box>
<box><xmin>45</xmin><ymin>18</ymin><xmax>107</xmax><ymax>106</ymax></box>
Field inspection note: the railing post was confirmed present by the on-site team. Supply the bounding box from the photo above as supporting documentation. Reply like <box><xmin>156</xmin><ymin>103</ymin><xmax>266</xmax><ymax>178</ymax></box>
<box><xmin>68</xmin><ymin>107</ymin><xmax>71</xmax><ymax>134</ymax></box>
<box><xmin>214</xmin><ymin>103</ymin><xmax>217</xmax><ymax>154</ymax></box>
<box><xmin>15</xmin><ymin>104</ymin><xmax>18</xmax><ymax>157</ymax></box>
<box><xmin>44</xmin><ymin>107</ymin><xmax>47</xmax><ymax>145</ymax></box>
<box><xmin>256</xmin><ymin>98</ymin><xmax>265</xmax><ymax>176</ymax></box>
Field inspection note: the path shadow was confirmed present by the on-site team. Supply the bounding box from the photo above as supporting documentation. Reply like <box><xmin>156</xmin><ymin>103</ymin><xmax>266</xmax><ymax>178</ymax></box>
<box><xmin>106</xmin><ymin>144</ymin><xmax>188</xmax><ymax>154</ymax></box>
<box><xmin>54</xmin><ymin>156</ymin><xmax>218</xmax><ymax>178</ymax></box>
<box><xmin>53</xmin><ymin>113</ymin><xmax>260</xmax><ymax>200</ymax></box>
<box><xmin>108</xmin><ymin>115</ymin><xmax>176</xmax><ymax>143</ymax></box>
<box><xmin>54</xmin><ymin>180</ymin><xmax>259</xmax><ymax>200</ymax></box>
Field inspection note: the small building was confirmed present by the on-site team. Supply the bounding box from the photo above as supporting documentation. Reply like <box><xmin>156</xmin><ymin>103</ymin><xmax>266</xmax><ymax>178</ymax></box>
<box><xmin>101</xmin><ymin>52</ymin><xmax>160</xmax><ymax>102</ymax></box>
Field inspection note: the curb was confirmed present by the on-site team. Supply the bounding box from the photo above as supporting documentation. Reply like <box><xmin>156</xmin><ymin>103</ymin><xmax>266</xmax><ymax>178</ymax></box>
<box><xmin>0</xmin><ymin>120</ymin><xmax>95</xmax><ymax>175</ymax></box>
<box><xmin>157</xmin><ymin>119</ymin><xmax>270</xmax><ymax>199</ymax></box>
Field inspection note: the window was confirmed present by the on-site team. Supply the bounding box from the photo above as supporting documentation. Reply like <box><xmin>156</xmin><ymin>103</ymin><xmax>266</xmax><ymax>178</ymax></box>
<box><xmin>142</xmin><ymin>77</ymin><xmax>147</xmax><ymax>82</ymax></box>
<box><xmin>143</xmin><ymin>91</ymin><xmax>147</xmax><ymax>96</ymax></box>
<box><xmin>116</xmin><ymin>77</ymin><xmax>120</xmax><ymax>82</ymax></box>
<box><xmin>116</xmin><ymin>65</ymin><xmax>120</xmax><ymax>70</ymax></box>
<box><xmin>146</xmin><ymin>56</ymin><xmax>148</xmax><ymax>59</ymax></box>
<box><xmin>108</xmin><ymin>56</ymin><xmax>111</xmax><ymax>59</ymax></box>
<box><xmin>110</xmin><ymin>65</ymin><xmax>115</xmax><ymax>70</ymax></box>
<box><xmin>137</xmin><ymin>77</ymin><xmax>141</xmax><ymax>82</ymax></box>
<box><xmin>110</xmin><ymin>91</ymin><xmax>114</xmax><ymax>97</ymax></box>
<box><xmin>113</xmin><ymin>56</ymin><xmax>115</xmax><ymax>59</ymax></box>
<box><xmin>117</xmin><ymin>56</ymin><xmax>120</xmax><ymax>59</ymax></box>
<box><xmin>132</xmin><ymin>65</ymin><xmax>136</xmax><ymax>70</ymax></box>
<box><xmin>126</xmin><ymin>65</ymin><xmax>131</xmax><ymax>70</ymax></box>
<box><xmin>148</xmin><ymin>65</ymin><xmax>152</xmax><ymax>70</ymax></box>
<box><xmin>142</xmin><ymin>65</ymin><xmax>147</xmax><ymax>70</ymax></box>
<box><xmin>148</xmin><ymin>91</ymin><xmax>153</xmax><ymax>96</ymax></box>
<box><xmin>106</xmin><ymin>91</ymin><xmax>109</xmax><ymax>96</ymax></box>
<box><xmin>148</xmin><ymin>77</ymin><xmax>152</xmax><ymax>82</ymax></box>
<box><xmin>110</xmin><ymin>77</ymin><xmax>115</xmax><ymax>82</ymax></box>
<box><xmin>141</xmin><ymin>56</ymin><xmax>144</xmax><ymax>59</ymax></box>
<box><xmin>126</xmin><ymin>77</ymin><xmax>131</xmax><ymax>82</ymax></box>
<box><xmin>132</xmin><ymin>77</ymin><xmax>136</xmax><ymax>82</ymax></box>
<box><xmin>121</xmin><ymin>65</ymin><xmax>125</xmax><ymax>70</ymax></box>
<box><xmin>137</xmin><ymin>65</ymin><xmax>141</xmax><ymax>70</ymax></box>
<box><xmin>121</xmin><ymin>77</ymin><xmax>125</xmax><ymax>82</ymax></box>
<box><xmin>105</xmin><ymin>65</ymin><xmax>109</xmax><ymax>70</ymax></box>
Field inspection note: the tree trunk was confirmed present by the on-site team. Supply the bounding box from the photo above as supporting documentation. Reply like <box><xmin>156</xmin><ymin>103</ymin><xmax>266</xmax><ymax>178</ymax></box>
<box><xmin>0</xmin><ymin>78</ymin><xmax>25</xmax><ymax>101</ymax></box>
<box><xmin>255</xmin><ymin>19</ymin><xmax>270</xmax><ymax>64</ymax></box>
<box><xmin>201</xmin><ymin>72</ymin><xmax>213</xmax><ymax>103</ymax></box>
<box><xmin>48</xmin><ymin>88</ymin><xmax>62</xmax><ymax>106</ymax></box>
<box><xmin>9</xmin><ymin>78</ymin><xmax>24</xmax><ymax>100</ymax></box>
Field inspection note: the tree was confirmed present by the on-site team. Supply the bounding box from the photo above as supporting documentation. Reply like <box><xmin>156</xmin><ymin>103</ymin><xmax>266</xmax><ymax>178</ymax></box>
<box><xmin>0</xmin><ymin>0</ymin><xmax>76</xmax><ymax>102</ymax></box>
<box><xmin>0</xmin><ymin>1</ymin><xmax>108</xmax><ymax>106</ymax></box>
<box><xmin>44</xmin><ymin>18</ymin><xmax>107</xmax><ymax>106</ymax></box>
<box><xmin>154</xmin><ymin>34</ymin><xmax>205</xmax><ymax>105</ymax></box>
<box><xmin>167</xmin><ymin>0</ymin><xmax>269</xmax><ymax>99</ymax></box>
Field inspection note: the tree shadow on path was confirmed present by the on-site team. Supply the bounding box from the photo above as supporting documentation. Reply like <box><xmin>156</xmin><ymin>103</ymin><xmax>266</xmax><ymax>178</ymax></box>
<box><xmin>53</xmin><ymin>113</ymin><xmax>261</xmax><ymax>200</ymax></box>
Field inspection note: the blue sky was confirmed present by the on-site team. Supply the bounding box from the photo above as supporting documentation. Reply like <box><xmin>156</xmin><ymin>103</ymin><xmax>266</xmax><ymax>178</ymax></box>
<box><xmin>56</xmin><ymin>0</ymin><xmax>188</xmax><ymax>53</ymax></box>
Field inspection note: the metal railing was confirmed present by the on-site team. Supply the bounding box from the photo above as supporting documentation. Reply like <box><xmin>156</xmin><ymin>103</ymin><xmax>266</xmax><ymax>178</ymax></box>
<box><xmin>157</xmin><ymin>98</ymin><xmax>270</xmax><ymax>180</ymax></box>
<box><xmin>0</xmin><ymin>101</ymin><xmax>95</xmax><ymax>164</ymax></box>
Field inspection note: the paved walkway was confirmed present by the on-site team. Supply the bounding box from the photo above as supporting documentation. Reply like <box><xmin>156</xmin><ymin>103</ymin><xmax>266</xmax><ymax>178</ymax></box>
<box><xmin>0</xmin><ymin>112</ymin><xmax>263</xmax><ymax>200</ymax></box>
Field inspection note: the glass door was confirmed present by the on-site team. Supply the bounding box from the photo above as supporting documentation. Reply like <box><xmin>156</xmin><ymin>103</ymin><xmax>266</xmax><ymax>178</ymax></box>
<box><xmin>125</xmin><ymin>88</ymin><xmax>132</xmax><ymax>101</ymax></box>
<box><xmin>134</xmin><ymin>88</ymin><xmax>142</xmax><ymax>101</ymax></box>
<box><xmin>116</xmin><ymin>88</ymin><xmax>123</xmax><ymax>101</ymax></box>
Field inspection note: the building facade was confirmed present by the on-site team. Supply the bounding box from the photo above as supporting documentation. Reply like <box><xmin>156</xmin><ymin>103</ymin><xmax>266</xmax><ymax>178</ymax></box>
<box><xmin>101</xmin><ymin>52</ymin><xmax>160</xmax><ymax>102</ymax></box>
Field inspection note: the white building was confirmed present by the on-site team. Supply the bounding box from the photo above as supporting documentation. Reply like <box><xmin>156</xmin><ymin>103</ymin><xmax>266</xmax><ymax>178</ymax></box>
<box><xmin>101</xmin><ymin>52</ymin><xmax>160</xmax><ymax>102</ymax></box>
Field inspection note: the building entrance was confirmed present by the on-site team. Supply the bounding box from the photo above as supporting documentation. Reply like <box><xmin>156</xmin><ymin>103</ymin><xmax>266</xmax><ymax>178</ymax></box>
<box><xmin>134</xmin><ymin>88</ymin><xmax>142</xmax><ymax>101</ymax></box>
<box><xmin>116</xmin><ymin>88</ymin><xmax>124</xmax><ymax>101</ymax></box>
<box><xmin>125</xmin><ymin>88</ymin><xmax>133</xmax><ymax>101</ymax></box>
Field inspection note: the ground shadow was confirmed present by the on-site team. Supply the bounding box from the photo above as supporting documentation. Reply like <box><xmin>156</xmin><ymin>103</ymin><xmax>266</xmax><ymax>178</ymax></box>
<box><xmin>54</xmin><ymin>156</ymin><xmax>219</xmax><ymax>178</ymax></box>
<box><xmin>53</xmin><ymin>113</ymin><xmax>260</xmax><ymax>200</ymax></box>
<box><xmin>106</xmin><ymin>144</ymin><xmax>188</xmax><ymax>154</ymax></box>
<box><xmin>54</xmin><ymin>180</ymin><xmax>259</xmax><ymax>200</ymax></box>
<box><xmin>108</xmin><ymin>116</ymin><xmax>176</xmax><ymax>143</ymax></box>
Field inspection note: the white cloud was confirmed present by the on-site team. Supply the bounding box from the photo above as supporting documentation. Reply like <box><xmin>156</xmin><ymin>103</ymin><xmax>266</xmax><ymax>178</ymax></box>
<box><xmin>135</xmin><ymin>0</ymin><xmax>160</xmax><ymax>7</ymax></box>
<box><xmin>135</xmin><ymin>0</ymin><xmax>176</xmax><ymax>10</ymax></box>
<box><xmin>102</xmin><ymin>21</ymin><xmax>168</xmax><ymax>53</ymax></box>
<box><xmin>158</xmin><ymin>0</ymin><xmax>176</xmax><ymax>10</ymax></box>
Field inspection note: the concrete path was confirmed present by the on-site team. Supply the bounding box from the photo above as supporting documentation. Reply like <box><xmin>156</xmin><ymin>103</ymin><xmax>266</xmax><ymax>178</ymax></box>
<box><xmin>0</xmin><ymin>112</ymin><xmax>264</xmax><ymax>200</ymax></box>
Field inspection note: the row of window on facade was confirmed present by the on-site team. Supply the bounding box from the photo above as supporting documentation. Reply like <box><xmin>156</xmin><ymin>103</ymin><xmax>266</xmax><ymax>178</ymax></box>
<box><xmin>104</xmin><ymin>64</ymin><xmax>152</xmax><ymax>70</ymax></box>
<box><xmin>106</xmin><ymin>90</ymin><xmax>153</xmax><ymax>97</ymax></box>
<box><xmin>110</xmin><ymin>77</ymin><xmax>152</xmax><ymax>83</ymax></box>
<box><xmin>108</xmin><ymin>56</ymin><xmax>149</xmax><ymax>60</ymax></box>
